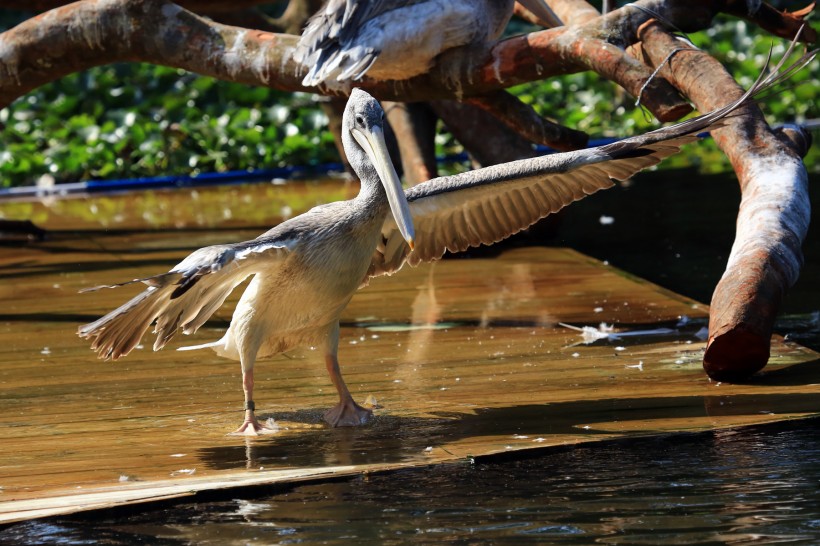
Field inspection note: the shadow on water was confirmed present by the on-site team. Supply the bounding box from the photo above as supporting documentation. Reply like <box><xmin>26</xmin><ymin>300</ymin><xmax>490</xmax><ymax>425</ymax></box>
<box><xmin>199</xmin><ymin>388</ymin><xmax>820</xmax><ymax>471</ymax></box>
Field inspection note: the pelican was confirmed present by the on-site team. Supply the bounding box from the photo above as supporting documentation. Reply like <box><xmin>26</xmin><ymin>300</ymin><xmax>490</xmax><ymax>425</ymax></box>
<box><xmin>294</xmin><ymin>0</ymin><xmax>563</xmax><ymax>85</ymax></box>
<box><xmin>78</xmin><ymin>54</ymin><xmax>803</xmax><ymax>434</ymax></box>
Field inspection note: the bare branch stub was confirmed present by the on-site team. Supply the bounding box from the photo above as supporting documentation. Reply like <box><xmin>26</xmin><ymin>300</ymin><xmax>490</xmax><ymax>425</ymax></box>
<box><xmin>637</xmin><ymin>21</ymin><xmax>812</xmax><ymax>382</ymax></box>
<box><xmin>383</xmin><ymin>102</ymin><xmax>439</xmax><ymax>186</ymax></box>
<box><xmin>466</xmin><ymin>91</ymin><xmax>589</xmax><ymax>152</ymax></box>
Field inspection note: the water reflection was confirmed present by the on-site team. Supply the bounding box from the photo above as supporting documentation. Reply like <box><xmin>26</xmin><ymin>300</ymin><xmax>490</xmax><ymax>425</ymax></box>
<box><xmin>5</xmin><ymin>418</ymin><xmax>819</xmax><ymax>545</ymax></box>
<box><xmin>197</xmin><ymin>392</ymin><xmax>820</xmax><ymax>472</ymax></box>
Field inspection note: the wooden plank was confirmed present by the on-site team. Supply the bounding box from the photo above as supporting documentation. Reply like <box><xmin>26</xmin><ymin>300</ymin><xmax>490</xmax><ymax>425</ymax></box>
<box><xmin>1</xmin><ymin>184</ymin><xmax>818</xmax><ymax>523</ymax></box>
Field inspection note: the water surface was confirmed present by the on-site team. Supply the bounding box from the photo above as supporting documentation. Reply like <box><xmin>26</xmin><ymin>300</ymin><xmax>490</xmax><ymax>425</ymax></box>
<box><xmin>3</xmin><ymin>418</ymin><xmax>819</xmax><ymax>545</ymax></box>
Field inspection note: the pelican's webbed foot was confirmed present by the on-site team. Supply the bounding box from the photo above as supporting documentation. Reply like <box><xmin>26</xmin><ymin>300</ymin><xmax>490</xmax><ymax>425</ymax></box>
<box><xmin>231</xmin><ymin>408</ymin><xmax>277</xmax><ymax>436</ymax></box>
<box><xmin>324</xmin><ymin>398</ymin><xmax>372</xmax><ymax>427</ymax></box>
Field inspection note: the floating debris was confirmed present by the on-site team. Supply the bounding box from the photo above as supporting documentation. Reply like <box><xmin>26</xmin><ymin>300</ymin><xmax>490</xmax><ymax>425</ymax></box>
<box><xmin>236</xmin><ymin>499</ymin><xmax>273</xmax><ymax>517</ymax></box>
<box><xmin>560</xmin><ymin>322</ymin><xmax>680</xmax><ymax>346</ymax></box>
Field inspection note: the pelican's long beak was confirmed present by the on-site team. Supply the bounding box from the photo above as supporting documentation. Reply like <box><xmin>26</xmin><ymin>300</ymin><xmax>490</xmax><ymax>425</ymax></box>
<box><xmin>517</xmin><ymin>0</ymin><xmax>563</xmax><ymax>27</ymax></box>
<box><xmin>352</xmin><ymin>124</ymin><xmax>416</xmax><ymax>251</ymax></box>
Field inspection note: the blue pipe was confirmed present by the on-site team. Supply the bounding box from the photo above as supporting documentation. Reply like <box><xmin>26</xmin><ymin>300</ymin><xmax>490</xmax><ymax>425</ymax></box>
<box><xmin>1</xmin><ymin>121</ymin><xmax>813</xmax><ymax>200</ymax></box>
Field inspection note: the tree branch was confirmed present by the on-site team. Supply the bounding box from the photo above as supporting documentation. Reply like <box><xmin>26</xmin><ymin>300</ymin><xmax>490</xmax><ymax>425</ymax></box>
<box><xmin>637</xmin><ymin>20</ymin><xmax>813</xmax><ymax>382</ymax></box>
<box><xmin>465</xmin><ymin>91</ymin><xmax>589</xmax><ymax>151</ymax></box>
<box><xmin>0</xmin><ymin>0</ymin><xmax>282</xmax><ymax>13</ymax></box>
<box><xmin>6</xmin><ymin>0</ymin><xmax>803</xmax><ymax>118</ymax></box>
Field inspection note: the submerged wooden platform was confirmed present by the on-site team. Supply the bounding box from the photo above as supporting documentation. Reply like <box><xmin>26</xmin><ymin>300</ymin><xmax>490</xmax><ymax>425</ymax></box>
<box><xmin>1</xmin><ymin>184</ymin><xmax>819</xmax><ymax>524</ymax></box>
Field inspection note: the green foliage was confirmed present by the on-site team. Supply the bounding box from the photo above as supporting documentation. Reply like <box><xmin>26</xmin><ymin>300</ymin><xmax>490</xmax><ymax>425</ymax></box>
<box><xmin>0</xmin><ymin>63</ymin><xmax>340</xmax><ymax>187</ymax></box>
<box><xmin>0</xmin><ymin>16</ymin><xmax>817</xmax><ymax>188</ymax></box>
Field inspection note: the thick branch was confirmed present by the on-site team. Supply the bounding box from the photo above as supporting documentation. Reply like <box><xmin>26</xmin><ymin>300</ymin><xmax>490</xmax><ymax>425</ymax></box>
<box><xmin>0</xmin><ymin>0</ymin><xmax>307</xmax><ymax>108</ymax></box>
<box><xmin>722</xmin><ymin>1</ymin><xmax>818</xmax><ymax>42</ymax></box>
<box><xmin>465</xmin><ymin>91</ymin><xmax>588</xmax><ymax>151</ymax></box>
<box><xmin>637</xmin><ymin>21</ymin><xmax>812</xmax><ymax>382</ymax></box>
<box><xmin>547</xmin><ymin>0</ymin><xmax>603</xmax><ymax>25</ymax></box>
<box><xmin>383</xmin><ymin>102</ymin><xmax>438</xmax><ymax>186</ymax></box>
<box><xmin>0</xmin><ymin>0</ymin><xmax>716</xmax><ymax>116</ymax></box>
<box><xmin>432</xmin><ymin>100</ymin><xmax>538</xmax><ymax>166</ymax></box>
<box><xmin>0</xmin><ymin>0</ymin><xmax>280</xmax><ymax>12</ymax></box>
<box><xmin>1</xmin><ymin>0</ymin><xmax>813</xmax><ymax>116</ymax></box>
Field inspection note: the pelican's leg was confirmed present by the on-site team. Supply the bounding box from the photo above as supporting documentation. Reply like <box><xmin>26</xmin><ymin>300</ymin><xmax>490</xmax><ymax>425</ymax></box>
<box><xmin>322</xmin><ymin>322</ymin><xmax>372</xmax><ymax>427</ymax></box>
<box><xmin>233</xmin><ymin>341</ymin><xmax>272</xmax><ymax>436</ymax></box>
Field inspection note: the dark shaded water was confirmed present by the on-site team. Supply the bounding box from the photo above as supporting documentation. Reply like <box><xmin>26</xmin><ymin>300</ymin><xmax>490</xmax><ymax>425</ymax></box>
<box><xmin>3</xmin><ymin>418</ymin><xmax>820</xmax><ymax>545</ymax></box>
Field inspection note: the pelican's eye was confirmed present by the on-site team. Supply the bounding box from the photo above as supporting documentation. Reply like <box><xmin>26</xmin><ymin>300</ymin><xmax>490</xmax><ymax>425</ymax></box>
<box><xmin>355</xmin><ymin>115</ymin><xmax>365</xmax><ymax>127</ymax></box>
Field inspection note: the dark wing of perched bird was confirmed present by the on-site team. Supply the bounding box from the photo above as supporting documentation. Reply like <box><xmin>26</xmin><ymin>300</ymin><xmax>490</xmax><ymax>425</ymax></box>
<box><xmin>366</xmin><ymin>47</ymin><xmax>817</xmax><ymax>278</ymax></box>
<box><xmin>294</xmin><ymin>0</ymin><xmax>424</xmax><ymax>84</ymax></box>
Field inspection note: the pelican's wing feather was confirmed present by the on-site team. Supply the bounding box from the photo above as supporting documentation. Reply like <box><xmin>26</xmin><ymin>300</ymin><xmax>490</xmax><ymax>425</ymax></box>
<box><xmin>366</xmin><ymin>142</ymin><xmax>671</xmax><ymax>277</ymax></box>
<box><xmin>78</xmin><ymin>232</ymin><xmax>296</xmax><ymax>360</ymax></box>
<box><xmin>366</xmin><ymin>45</ymin><xmax>808</xmax><ymax>279</ymax></box>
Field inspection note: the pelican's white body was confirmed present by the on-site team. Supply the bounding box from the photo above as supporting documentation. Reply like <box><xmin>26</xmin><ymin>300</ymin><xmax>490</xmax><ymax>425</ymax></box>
<box><xmin>208</xmin><ymin>198</ymin><xmax>387</xmax><ymax>362</ymax></box>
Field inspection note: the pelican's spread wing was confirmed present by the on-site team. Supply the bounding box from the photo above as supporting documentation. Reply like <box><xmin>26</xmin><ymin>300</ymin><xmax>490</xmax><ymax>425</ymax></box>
<box><xmin>366</xmin><ymin>141</ymin><xmax>676</xmax><ymax>277</ymax></box>
<box><xmin>365</xmin><ymin>40</ymin><xmax>818</xmax><ymax>278</ymax></box>
<box><xmin>366</xmin><ymin>48</ymin><xmax>802</xmax><ymax>279</ymax></box>
<box><xmin>78</xmin><ymin>236</ymin><xmax>294</xmax><ymax>360</ymax></box>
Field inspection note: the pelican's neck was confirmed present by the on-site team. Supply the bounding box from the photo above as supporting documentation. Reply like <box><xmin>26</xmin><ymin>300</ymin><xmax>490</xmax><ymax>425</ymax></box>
<box><xmin>353</xmin><ymin>164</ymin><xmax>390</xmax><ymax>214</ymax></box>
<box><xmin>343</xmin><ymin>129</ymin><xmax>391</xmax><ymax>214</ymax></box>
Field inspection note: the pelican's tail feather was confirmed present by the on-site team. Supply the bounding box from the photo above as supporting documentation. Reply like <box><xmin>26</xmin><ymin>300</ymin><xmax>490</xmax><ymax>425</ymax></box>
<box><xmin>78</xmin><ymin>281</ymin><xmax>178</xmax><ymax>361</ymax></box>
<box><xmin>177</xmin><ymin>339</ymin><xmax>225</xmax><ymax>352</ymax></box>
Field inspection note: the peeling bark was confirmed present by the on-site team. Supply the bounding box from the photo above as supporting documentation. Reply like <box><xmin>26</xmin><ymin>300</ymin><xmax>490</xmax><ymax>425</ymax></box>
<box><xmin>637</xmin><ymin>21</ymin><xmax>812</xmax><ymax>381</ymax></box>
<box><xmin>4</xmin><ymin>0</ymin><xmax>811</xmax><ymax>119</ymax></box>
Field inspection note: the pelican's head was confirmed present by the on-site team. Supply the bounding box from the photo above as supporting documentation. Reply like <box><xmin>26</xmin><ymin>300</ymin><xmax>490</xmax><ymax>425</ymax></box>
<box><xmin>343</xmin><ymin>88</ymin><xmax>415</xmax><ymax>250</ymax></box>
